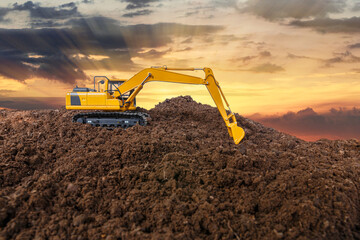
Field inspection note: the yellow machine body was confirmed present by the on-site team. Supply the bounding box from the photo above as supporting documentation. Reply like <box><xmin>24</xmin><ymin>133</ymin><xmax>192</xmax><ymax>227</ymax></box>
<box><xmin>66</xmin><ymin>67</ymin><xmax>245</xmax><ymax>144</ymax></box>
<box><xmin>66</xmin><ymin>79</ymin><xmax>137</xmax><ymax>111</ymax></box>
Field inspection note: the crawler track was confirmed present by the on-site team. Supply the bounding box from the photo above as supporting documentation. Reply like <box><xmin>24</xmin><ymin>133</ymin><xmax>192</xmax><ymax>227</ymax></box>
<box><xmin>72</xmin><ymin>111</ymin><xmax>149</xmax><ymax>128</ymax></box>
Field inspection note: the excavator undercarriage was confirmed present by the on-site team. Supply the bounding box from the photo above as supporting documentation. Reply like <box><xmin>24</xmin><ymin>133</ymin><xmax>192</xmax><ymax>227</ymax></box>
<box><xmin>66</xmin><ymin>67</ymin><xmax>245</xmax><ymax>144</ymax></box>
<box><xmin>72</xmin><ymin>112</ymin><xmax>149</xmax><ymax>129</ymax></box>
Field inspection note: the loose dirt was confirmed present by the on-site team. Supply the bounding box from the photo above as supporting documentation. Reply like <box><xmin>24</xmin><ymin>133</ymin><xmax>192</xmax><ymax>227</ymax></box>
<box><xmin>0</xmin><ymin>96</ymin><xmax>359</xmax><ymax>239</ymax></box>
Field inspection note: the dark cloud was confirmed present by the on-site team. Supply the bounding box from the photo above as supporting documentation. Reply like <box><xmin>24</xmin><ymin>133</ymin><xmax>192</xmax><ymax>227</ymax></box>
<box><xmin>82</xmin><ymin>0</ymin><xmax>94</xmax><ymax>3</ymax></box>
<box><xmin>249</xmin><ymin>63</ymin><xmax>284</xmax><ymax>73</ymax></box>
<box><xmin>184</xmin><ymin>11</ymin><xmax>199</xmax><ymax>17</ymax></box>
<box><xmin>237</xmin><ymin>55</ymin><xmax>257</xmax><ymax>64</ymax></box>
<box><xmin>251</xmin><ymin>107</ymin><xmax>360</xmax><ymax>140</ymax></box>
<box><xmin>0</xmin><ymin>97</ymin><xmax>63</xmax><ymax>110</ymax></box>
<box><xmin>0</xmin><ymin>49</ymin><xmax>87</xmax><ymax>83</ymax></box>
<box><xmin>348</xmin><ymin>42</ymin><xmax>360</xmax><ymax>49</ymax></box>
<box><xmin>289</xmin><ymin>17</ymin><xmax>360</xmax><ymax>33</ymax></box>
<box><xmin>0</xmin><ymin>1</ymin><xmax>79</xmax><ymax>25</ymax></box>
<box><xmin>12</xmin><ymin>1</ymin><xmax>79</xmax><ymax>20</ymax></box>
<box><xmin>60</xmin><ymin>2</ymin><xmax>77</xmax><ymax>8</ymax></box>
<box><xmin>287</xmin><ymin>51</ymin><xmax>360</xmax><ymax>67</ymax></box>
<box><xmin>67</xmin><ymin>19</ymin><xmax>223</xmax><ymax>51</ymax></box>
<box><xmin>122</xmin><ymin>0</ymin><xmax>159</xmax><ymax>10</ymax></box>
<box><xmin>0</xmin><ymin>21</ymin><xmax>129</xmax><ymax>82</ymax></box>
<box><xmin>0</xmin><ymin>17</ymin><xmax>224</xmax><ymax>83</ymax></box>
<box><xmin>259</xmin><ymin>51</ymin><xmax>271</xmax><ymax>57</ymax></box>
<box><xmin>30</xmin><ymin>20</ymin><xmax>63</xmax><ymax>28</ymax></box>
<box><xmin>241</xmin><ymin>0</ymin><xmax>346</xmax><ymax>20</ymax></box>
<box><xmin>0</xmin><ymin>8</ymin><xmax>10</xmax><ymax>21</ymax></box>
<box><xmin>176</xmin><ymin>47</ymin><xmax>192</xmax><ymax>52</ymax></box>
<box><xmin>324</xmin><ymin>51</ymin><xmax>360</xmax><ymax>67</ymax></box>
<box><xmin>234</xmin><ymin>51</ymin><xmax>272</xmax><ymax>66</ymax></box>
<box><xmin>36</xmin><ymin>54</ymin><xmax>88</xmax><ymax>82</ymax></box>
<box><xmin>122</xmin><ymin>9</ymin><xmax>153</xmax><ymax>17</ymax></box>
<box><xmin>287</xmin><ymin>53</ymin><xmax>312</xmax><ymax>59</ymax></box>
<box><xmin>287</xmin><ymin>53</ymin><xmax>321</xmax><ymax>61</ymax></box>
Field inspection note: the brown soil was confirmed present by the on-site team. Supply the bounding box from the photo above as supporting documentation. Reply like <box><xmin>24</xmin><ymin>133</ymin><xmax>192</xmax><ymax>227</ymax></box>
<box><xmin>0</xmin><ymin>96</ymin><xmax>359</xmax><ymax>240</ymax></box>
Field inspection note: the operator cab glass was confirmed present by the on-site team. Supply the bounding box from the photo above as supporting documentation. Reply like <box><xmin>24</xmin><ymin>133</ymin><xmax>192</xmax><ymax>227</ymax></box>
<box><xmin>94</xmin><ymin>77</ymin><xmax>134</xmax><ymax>102</ymax></box>
<box><xmin>108</xmin><ymin>81</ymin><xmax>125</xmax><ymax>96</ymax></box>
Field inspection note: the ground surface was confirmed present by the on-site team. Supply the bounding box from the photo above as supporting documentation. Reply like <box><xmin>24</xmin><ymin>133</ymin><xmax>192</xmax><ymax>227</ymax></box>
<box><xmin>0</xmin><ymin>96</ymin><xmax>359</xmax><ymax>240</ymax></box>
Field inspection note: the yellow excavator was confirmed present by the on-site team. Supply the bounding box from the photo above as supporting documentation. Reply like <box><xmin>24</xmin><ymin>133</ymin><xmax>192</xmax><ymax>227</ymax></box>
<box><xmin>65</xmin><ymin>67</ymin><xmax>245</xmax><ymax>144</ymax></box>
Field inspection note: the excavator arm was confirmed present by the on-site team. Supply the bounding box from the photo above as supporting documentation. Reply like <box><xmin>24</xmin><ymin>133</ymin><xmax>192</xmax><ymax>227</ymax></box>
<box><xmin>114</xmin><ymin>67</ymin><xmax>245</xmax><ymax>144</ymax></box>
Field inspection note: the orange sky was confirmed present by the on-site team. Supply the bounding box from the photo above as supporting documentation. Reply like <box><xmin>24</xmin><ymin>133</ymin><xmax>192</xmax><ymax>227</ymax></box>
<box><xmin>0</xmin><ymin>0</ymin><xmax>359</xmax><ymax>140</ymax></box>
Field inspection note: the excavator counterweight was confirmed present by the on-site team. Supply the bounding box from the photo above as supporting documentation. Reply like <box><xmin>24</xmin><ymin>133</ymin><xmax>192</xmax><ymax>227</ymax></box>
<box><xmin>66</xmin><ymin>67</ymin><xmax>245</xmax><ymax>144</ymax></box>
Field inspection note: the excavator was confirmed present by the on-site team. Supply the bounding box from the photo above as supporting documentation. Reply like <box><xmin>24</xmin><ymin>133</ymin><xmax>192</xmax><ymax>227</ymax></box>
<box><xmin>65</xmin><ymin>67</ymin><xmax>245</xmax><ymax>144</ymax></box>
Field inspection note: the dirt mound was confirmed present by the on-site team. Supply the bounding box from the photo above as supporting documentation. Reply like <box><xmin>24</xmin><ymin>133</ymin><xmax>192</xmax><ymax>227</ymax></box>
<box><xmin>0</xmin><ymin>96</ymin><xmax>359</xmax><ymax>239</ymax></box>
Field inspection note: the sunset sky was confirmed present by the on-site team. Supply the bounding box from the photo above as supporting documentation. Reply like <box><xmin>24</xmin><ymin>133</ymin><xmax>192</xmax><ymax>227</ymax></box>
<box><xmin>0</xmin><ymin>0</ymin><xmax>359</xmax><ymax>140</ymax></box>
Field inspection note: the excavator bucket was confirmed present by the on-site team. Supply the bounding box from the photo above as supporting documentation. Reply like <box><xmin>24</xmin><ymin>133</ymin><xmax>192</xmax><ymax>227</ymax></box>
<box><xmin>228</xmin><ymin>123</ymin><xmax>245</xmax><ymax>144</ymax></box>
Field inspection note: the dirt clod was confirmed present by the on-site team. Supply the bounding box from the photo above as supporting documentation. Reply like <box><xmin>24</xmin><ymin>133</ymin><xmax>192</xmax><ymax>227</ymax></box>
<box><xmin>0</xmin><ymin>96</ymin><xmax>359</xmax><ymax>239</ymax></box>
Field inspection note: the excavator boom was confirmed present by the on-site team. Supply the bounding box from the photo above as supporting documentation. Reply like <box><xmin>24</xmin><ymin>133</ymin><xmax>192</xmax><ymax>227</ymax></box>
<box><xmin>66</xmin><ymin>67</ymin><xmax>245</xmax><ymax>144</ymax></box>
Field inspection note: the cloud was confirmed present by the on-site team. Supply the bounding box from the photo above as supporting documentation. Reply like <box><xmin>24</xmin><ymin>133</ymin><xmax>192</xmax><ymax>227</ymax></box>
<box><xmin>241</xmin><ymin>0</ymin><xmax>346</xmax><ymax>20</ymax></box>
<box><xmin>251</xmin><ymin>107</ymin><xmax>360</xmax><ymax>141</ymax></box>
<box><xmin>352</xmin><ymin>2</ymin><xmax>360</xmax><ymax>11</ymax></box>
<box><xmin>323</xmin><ymin>51</ymin><xmax>360</xmax><ymax>67</ymax></box>
<box><xmin>259</xmin><ymin>51</ymin><xmax>271</xmax><ymax>57</ymax></box>
<box><xmin>0</xmin><ymin>89</ymin><xmax>15</xmax><ymax>96</ymax></box>
<box><xmin>134</xmin><ymin>48</ymin><xmax>171</xmax><ymax>59</ymax></box>
<box><xmin>249</xmin><ymin>63</ymin><xmax>284</xmax><ymax>73</ymax></box>
<box><xmin>287</xmin><ymin>53</ymin><xmax>316</xmax><ymax>60</ymax></box>
<box><xmin>0</xmin><ymin>17</ymin><xmax>224</xmax><ymax>83</ymax></box>
<box><xmin>181</xmin><ymin>37</ymin><xmax>192</xmax><ymax>44</ymax></box>
<box><xmin>234</xmin><ymin>51</ymin><xmax>272</xmax><ymax>65</ymax></box>
<box><xmin>0</xmin><ymin>49</ymin><xmax>87</xmax><ymax>83</ymax></box>
<box><xmin>0</xmin><ymin>8</ymin><xmax>10</xmax><ymax>22</ymax></box>
<box><xmin>60</xmin><ymin>2</ymin><xmax>77</xmax><ymax>8</ymax></box>
<box><xmin>287</xmin><ymin>51</ymin><xmax>360</xmax><ymax>67</ymax></box>
<box><xmin>0</xmin><ymin>1</ymin><xmax>80</xmax><ymax>27</ymax></box>
<box><xmin>30</xmin><ymin>20</ymin><xmax>63</xmax><ymax>28</ymax></box>
<box><xmin>183</xmin><ymin>10</ymin><xmax>199</xmax><ymax>17</ymax></box>
<box><xmin>289</xmin><ymin>17</ymin><xmax>360</xmax><ymax>33</ymax></box>
<box><xmin>117</xmin><ymin>22</ymin><xmax>224</xmax><ymax>46</ymax></box>
<box><xmin>121</xmin><ymin>0</ymin><xmax>163</xmax><ymax>17</ymax></box>
<box><xmin>348</xmin><ymin>42</ymin><xmax>360</xmax><ymax>49</ymax></box>
<box><xmin>11</xmin><ymin>1</ymin><xmax>79</xmax><ymax>20</ymax></box>
<box><xmin>176</xmin><ymin>47</ymin><xmax>192</xmax><ymax>52</ymax></box>
<box><xmin>122</xmin><ymin>0</ymin><xmax>160</xmax><ymax>10</ymax></box>
<box><xmin>237</xmin><ymin>55</ymin><xmax>257</xmax><ymax>64</ymax></box>
<box><xmin>122</xmin><ymin>9</ymin><xmax>153</xmax><ymax>17</ymax></box>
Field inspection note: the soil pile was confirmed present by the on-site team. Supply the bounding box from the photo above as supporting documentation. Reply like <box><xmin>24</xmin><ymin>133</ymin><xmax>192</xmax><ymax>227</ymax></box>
<box><xmin>0</xmin><ymin>96</ymin><xmax>359</xmax><ymax>239</ymax></box>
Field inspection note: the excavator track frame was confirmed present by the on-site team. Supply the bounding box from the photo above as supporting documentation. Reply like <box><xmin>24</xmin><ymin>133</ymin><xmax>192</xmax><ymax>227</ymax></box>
<box><xmin>72</xmin><ymin>112</ymin><xmax>149</xmax><ymax>129</ymax></box>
